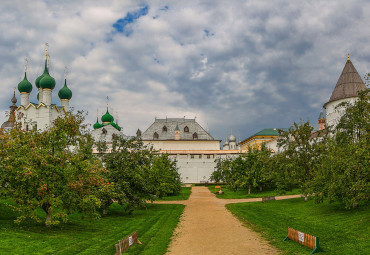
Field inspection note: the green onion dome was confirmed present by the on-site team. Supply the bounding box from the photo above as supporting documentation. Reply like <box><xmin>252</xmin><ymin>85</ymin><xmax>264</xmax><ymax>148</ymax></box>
<box><xmin>101</xmin><ymin>108</ymin><xmax>114</xmax><ymax>123</ymax></box>
<box><xmin>39</xmin><ymin>73</ymin><xmax>56</xmax><ymax>90</ymax></box>
<box><xmin>93</xmin><ymin>118</ymin><xmax>103</xmax><ymax>129</ymax></box>
<box><xmin>58</xmin><ymin>79</ymin><xmax>72</xmax><ymax>100</ymax></box>
<box><xmin>110</xmin><ymin>121</ymin><xmax>121</xmax><ymax>131</ymax></box>
<box><xmin>18</xmin><ymin>72</ymin><xmax>33</xmax><ymax>93</ymax></box>
<box><xmin>35</xmin><ymin>59</ymin><xmax>48</xmax><ymax>89</ymax></box>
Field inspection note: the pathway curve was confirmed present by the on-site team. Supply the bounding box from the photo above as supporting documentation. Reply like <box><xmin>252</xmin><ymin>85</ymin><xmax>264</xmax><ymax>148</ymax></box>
<box><xmin>155</xmin><ymin>187</ymin><xmax>300</xmax><ymax>255</ymax></box>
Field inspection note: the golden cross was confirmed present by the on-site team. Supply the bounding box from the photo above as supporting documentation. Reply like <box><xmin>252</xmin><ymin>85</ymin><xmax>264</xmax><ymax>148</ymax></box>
<box><xmin>45</xmin><ymin>42</ymin><xmax>49</xmax><ymax>57</ymax></box>
<box><xmin>347</xmin><ymin>53</ymin><xmax>350</xmax><ymax>60</ymax></box>
<box><xmin>24</xmin><ymin>57</ymin><xmax>28</xmax><ymax>72</ymax></box>
<box><xmin>106</xmin><ymin>96</ymin><xmax>109</xmax><ymax>108</ymax></box>
<box><xmin>65</xmin><ymin>66</ymin><xmax>68</xmax><ymax>79</ymax></box>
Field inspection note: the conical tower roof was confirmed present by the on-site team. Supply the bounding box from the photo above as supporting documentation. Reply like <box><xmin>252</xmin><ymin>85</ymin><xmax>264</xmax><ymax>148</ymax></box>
<box><xmin>324</xmin><ymin>56</ymin><xmax>366</xmax><ymax>108</ymax></box>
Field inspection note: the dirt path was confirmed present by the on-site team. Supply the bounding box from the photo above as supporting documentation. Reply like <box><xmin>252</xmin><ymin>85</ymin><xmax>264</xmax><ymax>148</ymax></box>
<box><xmin>156</xmin><ymin>186</ymin><xmax>300</xmax><ymax>255</ymax></box>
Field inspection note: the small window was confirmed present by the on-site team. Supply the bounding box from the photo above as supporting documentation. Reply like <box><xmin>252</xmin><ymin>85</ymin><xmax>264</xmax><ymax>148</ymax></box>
<box><xmin>193</xmin><ymin>132</ymin><xmax>198</xmax><ymax>139</ymax></box>
<box><xmin>184</xmin><ymin>126</ymin><xmax>189</xmax><ymax>133</ymax></box>
<box><xmin>102</xmin><ymin>128</ymin><xmax>107</xmax><ymax>135</ymax></box>
<box><xmin>162</xmin><ymin>125</ymin><xmax>167</xmax><ymax>132</ymax></box>
<box><xmin>207</xmin><ymin>155</ymin><xmax>211</xmax><ymax>159</ymax></box>
<box><xmin>26</xmin><ymin>125</ymin><xmax>29</xmax><ymax>131</ymax></box>
<box><xmin>153</xmin><ymin>132</ymin><xmax>159</xmax><ymax>139</ymax></box>
<box><xmin>190</xmin><ymin>155</ymin><xmax>194</xmax><ymax>159</ymax></box>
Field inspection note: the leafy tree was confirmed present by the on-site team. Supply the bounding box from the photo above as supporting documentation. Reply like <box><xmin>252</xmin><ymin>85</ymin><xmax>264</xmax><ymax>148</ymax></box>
<box><xmin>311</xmin><ymin>87</ymin><xmax>369</xmax><ymax>208</ymax></box>
<box><xmin>211</xmin><ymin>145</ymin><xmax>271</xmax><ymax>193</ymax></box>
<box><xmin>147</xmin><ymin>154</ymin><xmax>181</xmax><ymax>197</ymax></box>
<box><xmin>0</xmin><ymin>112</ymin><xmax>105</xmax><ymax>226</ymax></box>
<box><xmin>98</xmin><ymin>136</ymin><xmax>181</xmax><ymax>214</ymax></box>
<box><xmin>276</xmin><ymin>122</ymin><xmax>325</xmax><ymax>194</ymax></box>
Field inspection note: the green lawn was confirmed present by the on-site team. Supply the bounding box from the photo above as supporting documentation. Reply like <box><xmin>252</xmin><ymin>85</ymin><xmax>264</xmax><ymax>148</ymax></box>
<box><xmin>208</xmin><ymin>185</ymin><xmax>301</xmax><ymax>199</ymax></box>
<box><xmin>0</xmin><ymin>200</ymin><xmax>184</xmax><ymax>254</ymax></box>
<box><xmin>227</xmin><ymin>198</ymin><xmax>370</xmax><ymax>254</ymax></box>
<box><xmin>157</xmin><ymin>187</ymin><xmax>192</xmax><ymax>201</ymax></box>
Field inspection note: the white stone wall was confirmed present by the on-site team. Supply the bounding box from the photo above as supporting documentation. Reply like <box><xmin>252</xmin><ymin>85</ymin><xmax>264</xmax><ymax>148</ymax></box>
<box><xmin>16</xmin><ymin>105</ymin><xmax>65</xmax><ymax>131</ymax></box>
<box><xmin>143</xmin><ymin>140</ymin><xmax>220</xmax><ymax>151</ymax></box>
<box><xmin>169</xmin><ymin>153</ymin><xmax>240</xmax><ymax>183</ymax></box>
<box><xmin>325</xmin><ymin>97</ymin><xmax>357</xmax><ymax>128</ymax></box>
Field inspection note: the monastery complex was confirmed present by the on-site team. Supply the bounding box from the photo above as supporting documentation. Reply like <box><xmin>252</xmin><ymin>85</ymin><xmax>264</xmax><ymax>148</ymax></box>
<box><xmin>1</xmin><ymin>48</ymin><xmax>367</xmax><ymax>183</ymax></box>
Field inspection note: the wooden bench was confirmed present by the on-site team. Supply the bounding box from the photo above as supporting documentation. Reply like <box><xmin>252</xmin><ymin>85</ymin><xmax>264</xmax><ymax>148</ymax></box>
<box><xmin>283</xmin><ymin>227</ymin><xmax>324</xmax><ymax>254</ymax></box>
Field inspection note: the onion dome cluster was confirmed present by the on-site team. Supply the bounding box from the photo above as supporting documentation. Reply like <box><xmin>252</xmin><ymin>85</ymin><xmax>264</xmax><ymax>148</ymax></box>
<box><xmin>93</xmin><ymin>109</ymin><xmax>121</xmax><ymax>131</ymax></box>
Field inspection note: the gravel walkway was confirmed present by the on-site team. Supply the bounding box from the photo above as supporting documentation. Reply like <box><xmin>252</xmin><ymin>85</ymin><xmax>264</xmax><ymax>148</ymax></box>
<box><xmin>155</xmin><ymin>186</ymin><xmax>300</xmax><ymax>255</ymax></box>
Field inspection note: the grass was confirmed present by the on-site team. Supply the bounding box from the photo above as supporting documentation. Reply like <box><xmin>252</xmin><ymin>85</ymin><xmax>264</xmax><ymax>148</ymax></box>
<box><xmin>156</xmin><ymin>187</ymin><xmax>192</xmax><ymax>201</ymax></box>
<box><xmin>208</xmin><ymin>185</ymin><xmax>301</xmax><ymax>199</ymax></box>
<box><xmin>0</xmin><ymin>199</ymin><xmax>184</xmax><ymax>254</ymax></box>
<box><xmin>227</xmin><ymin>197</ymin><xmax>370</xmax><ymax>254</ymax></box>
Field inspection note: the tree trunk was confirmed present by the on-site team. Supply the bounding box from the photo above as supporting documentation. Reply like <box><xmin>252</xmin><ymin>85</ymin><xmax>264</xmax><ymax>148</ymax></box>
<box><xmin>248</xmin><ymin>184</ymin><xmax>251</xmax><ymax>194</ymax></box>
<box><xmin>259</xmin><ymin>185</ymin><xmax>263</xmax><ymax>191</ymax></box>
<box><xmin>45</xmin><ymin>209</ymin><xmax>52</xmax><ymax>226</ymax></box>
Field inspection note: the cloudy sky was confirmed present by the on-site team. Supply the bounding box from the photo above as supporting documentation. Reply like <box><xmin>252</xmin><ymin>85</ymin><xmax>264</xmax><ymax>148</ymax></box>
<box><xmin>1</xmin><ymin>0</ymin><xmax>369</xmax><ymax>142</ymax></box>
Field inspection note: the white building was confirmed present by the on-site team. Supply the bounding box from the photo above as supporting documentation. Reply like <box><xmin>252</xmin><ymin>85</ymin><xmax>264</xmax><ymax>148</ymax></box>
<box><xmin>8</xmin><ymin>49</ymin><xmax>73</xmax><ymax>131</ymax></box>
<box><xmin>139</xmin><ymin>118</ymin><xmax>241</xmax><ymax>183</ymax></box>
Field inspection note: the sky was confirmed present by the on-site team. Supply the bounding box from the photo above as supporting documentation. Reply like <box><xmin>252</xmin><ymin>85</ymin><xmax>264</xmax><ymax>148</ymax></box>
<box><xmin>1</xmin><ymin>0</ymin><xmax>369</xmax><ymax>142</ymax></box>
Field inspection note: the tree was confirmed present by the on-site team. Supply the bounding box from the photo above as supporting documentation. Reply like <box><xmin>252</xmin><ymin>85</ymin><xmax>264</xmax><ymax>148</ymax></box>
<box><xmin>147</xmin><ymin>154</ymin><xmax>181</xmax><ymax>197</ymax></box>
<box><xmin>310</xmin><ymin>87</ymin><xmax>369</xmax><ymax>208</ymax></box>
<box><xmin>211</xmin><ymin>145</ymin><xmax>271</xmax><ymax>194</ymax></box>
<box><xmin>0</xmin><ymin>112</ymin><xmax>105</xmax><ymax>226</ymax></box>
<box><xmin>276</xmin><ymin>122</ymin><xmax>325</xmax><ymax>194</ymax></box>
<box><xmin>98</xmin><ymin>136</ymin><xmax>181</xmax><ymax>214</ymax></box>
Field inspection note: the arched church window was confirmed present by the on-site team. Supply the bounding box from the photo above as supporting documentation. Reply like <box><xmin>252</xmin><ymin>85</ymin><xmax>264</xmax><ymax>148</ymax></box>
<box><xmin>162</xmin><ymin>125</ymin><xmax>167</xmax><ymax>132</ymax></box>
<box><xmin>102</xmin><ymin>128</ymin><xmax>107</xmax><ymax>135</ymax></box>
<box><xmin>153</xmin><ymin>132</ymin><xmax>159</xmax><ymax>139</ymax></box>
<box><xmin>193</xmin><ymin>132</ymin><xmax>198</xmax><ymax>139</ymax></box>
<box><xmin>184</xmin><ymin>126</ymin><xmax>189</xmax><ymax>133</ymax></box>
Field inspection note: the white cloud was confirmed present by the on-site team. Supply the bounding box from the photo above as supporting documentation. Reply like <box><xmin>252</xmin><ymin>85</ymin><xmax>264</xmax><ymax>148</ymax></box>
<box><xmin>1</xmin><ymin>0</ymin><xmax>370</xmax><ymax>140</ymax></box>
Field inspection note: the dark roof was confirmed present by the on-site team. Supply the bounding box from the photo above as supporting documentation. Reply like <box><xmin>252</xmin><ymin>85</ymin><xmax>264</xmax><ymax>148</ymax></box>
<box><xmin>318</xmin><ymin>109</ymin><xmax>325</xmax><ymax>120</ymax></box>
<box><xmin>324</xmin><ymin>59</ymin><xmax>366</xmax><ymax>108</ymax></box>
<box><xmin>141</xmin><ymin>118</ymin><xmax>214</xmax><ymax>140</ymax></box>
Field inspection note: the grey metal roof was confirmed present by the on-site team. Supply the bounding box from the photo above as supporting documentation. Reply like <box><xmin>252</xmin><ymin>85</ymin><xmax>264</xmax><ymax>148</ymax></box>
<box><xmin>141</xmin><ymin>118</ymin><xmax>214</xmax><ymax>140</ymax></box>
<box><xmin>324</xmin><ymin>59</ymin><xmax>366</xmax><ymax>107</ymax></box>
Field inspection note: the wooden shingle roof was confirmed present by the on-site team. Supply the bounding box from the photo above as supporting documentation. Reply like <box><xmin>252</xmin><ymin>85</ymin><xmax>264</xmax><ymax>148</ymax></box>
<box><xmin>324</xmin><ymin>58</ymin><xmax>366</xmax><ymax>108</ymax></box>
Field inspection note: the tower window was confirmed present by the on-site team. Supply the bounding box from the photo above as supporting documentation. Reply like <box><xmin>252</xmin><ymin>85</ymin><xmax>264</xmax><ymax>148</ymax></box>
<box><xmin>184</xmin><ymin>126</ymin><xmax>189</xmax><ymax>133</ymax></box>
<box><xmin>153</xmin><ymin>132</ymin><xmax>159</xmax><ymax>139</ymax></box>
<box><xmin>162</xmin><ymin>125</ymin><xmax>167</xmax><ymax>132</ymax></box>
<box><xmin>193</xmin><ymin>132</ymin><xmax>198</xmax><ymax>139</ymax></box>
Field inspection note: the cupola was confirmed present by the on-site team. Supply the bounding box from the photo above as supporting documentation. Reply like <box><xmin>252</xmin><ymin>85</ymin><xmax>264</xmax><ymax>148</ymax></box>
<box><xmin>18</xmin><ymin>72</ymin><xmax>32</xmax><ymax>93</ymax></box>
<box><xmin>93</xmin><ymin>118</ymin><xmax>103</xmax><ymax>129</ymax></box>
<box><xmin>39</xmin><ymin>53</ymin><xmax>55</xmax><ymax>90</ymax></box>
<box><xmin>35</xmin><ymin>59</ymin><xmax>48</xmax><ymax>89</ymax></box>
<box><xmin>58</xmin><ymin>78</ymin><xmax>72</xmax><ymax>100</ymax></box>
<box><xmin>101</xmin><ymin>108</ymin><xmax>114</xmax><ymax>124</ymax></box>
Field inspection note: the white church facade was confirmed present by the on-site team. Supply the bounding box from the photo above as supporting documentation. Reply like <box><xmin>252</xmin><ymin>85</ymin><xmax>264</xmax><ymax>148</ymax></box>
<box><xmin>1</xmin><ymin>46</ymin><xmax>73</xmax><ymax>132</ymax></box>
